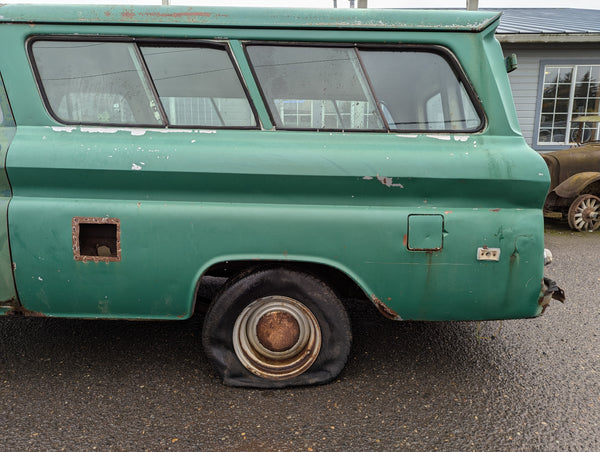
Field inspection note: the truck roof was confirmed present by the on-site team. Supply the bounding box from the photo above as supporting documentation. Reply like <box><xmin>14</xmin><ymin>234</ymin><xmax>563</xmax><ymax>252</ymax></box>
<box><xmin>0</xmin><ymin>4</ymin><xmax>500</xmax><ymax>32</ymax></box>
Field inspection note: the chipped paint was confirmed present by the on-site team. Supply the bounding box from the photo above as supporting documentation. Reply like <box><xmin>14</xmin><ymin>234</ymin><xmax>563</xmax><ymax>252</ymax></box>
<box><xmin>395</xmin><ymin>134</ymin><xmax>418</xmax><ymax>138</ymax></box>
<box><xmin>427</xmin><ymin>135</ymin><xmax>451</xmax><ymax>141</ymax></box>
<box><xmin>376</xmin><ymin>174</ymin><xmax>404</xmax><ymax>188</ymax></box>
<box><xmin>131</xmin><ymin>163</ymin><xmax>142</xmax><ymax>170</ymax></box>
<box><xmin>50</xmin><ymin>126</ymin><xmax>216</xmax><ymax>136</ymax></box>
<box><xmin>51</xmin><ymin>126</ymin><xmax>76</xmax><ymax>133</ymax></box>
<box><xmin>454</xmin><ymin>135</ymin><xmax>470</xmax><ymax>142</ymax></box>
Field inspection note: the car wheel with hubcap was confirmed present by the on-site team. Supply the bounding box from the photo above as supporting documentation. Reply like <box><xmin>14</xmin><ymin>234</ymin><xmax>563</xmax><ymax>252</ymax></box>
<box><xmin>202</xmin><ymin>267</ymin><xmax>352</xmax><ymax>388</ymax></box>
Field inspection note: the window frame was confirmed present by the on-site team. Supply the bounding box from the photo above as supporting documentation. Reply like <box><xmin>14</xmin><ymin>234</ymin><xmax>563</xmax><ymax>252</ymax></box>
<box><xmin>243</xmin><ymin>41</ymin><xmax>486</xmax><ymax>133</ymax></box>
<box><xmin>27</xmin><ymin>36</ymin><xmax>260</xmax><ymax>130</ymax></box>
<box><xmin>534</xmin><ymin>59</ymin><xmax>600</xmax><ymax>150</ymax></box>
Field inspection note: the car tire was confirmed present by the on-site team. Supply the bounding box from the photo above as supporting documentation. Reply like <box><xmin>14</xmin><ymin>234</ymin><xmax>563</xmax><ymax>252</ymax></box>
<box><xmin>202</xmin><ymin>267</ymin><xmax>352</xmax><ymax>388</ymax></box>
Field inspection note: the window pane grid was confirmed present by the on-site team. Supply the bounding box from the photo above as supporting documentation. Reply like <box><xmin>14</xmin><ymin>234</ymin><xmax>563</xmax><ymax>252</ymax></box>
<box><xmin>538</xmin><ymin>64</ymin><xmax>600</xmax><ymax>145</ymax></box>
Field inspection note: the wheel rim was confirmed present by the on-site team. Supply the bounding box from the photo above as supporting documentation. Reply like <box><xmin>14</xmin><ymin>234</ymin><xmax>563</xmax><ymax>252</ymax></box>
<box><xmin>233</xmin><ymin>296</ymin><xmax>322</xmax><ymax>380</ymax></box>
<box><xmin>569</xmin><ymin>195</ymin><xmax>600</xmax><ymax>232</ymax></box>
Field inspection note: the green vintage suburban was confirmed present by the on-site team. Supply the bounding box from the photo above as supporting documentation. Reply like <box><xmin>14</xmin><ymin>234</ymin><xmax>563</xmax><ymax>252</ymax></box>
<box><xmin>0</xmin><ymin>5</ymin><xmax>562</xmax><ymax>387</ymax></box>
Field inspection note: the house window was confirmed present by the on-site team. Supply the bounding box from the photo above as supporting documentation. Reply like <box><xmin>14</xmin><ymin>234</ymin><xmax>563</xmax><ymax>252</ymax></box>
<box><xmin>538</xmin><ymin>64</ymin><xmax>600</xmax><ymax>146</ymax></box>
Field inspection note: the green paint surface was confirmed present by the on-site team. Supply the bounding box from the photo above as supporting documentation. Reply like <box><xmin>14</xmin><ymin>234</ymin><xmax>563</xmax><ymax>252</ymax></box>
<box><xmin>0</xmin><ymin>7</ymin><xmax>549</xmax><ymax>320</ymax></box>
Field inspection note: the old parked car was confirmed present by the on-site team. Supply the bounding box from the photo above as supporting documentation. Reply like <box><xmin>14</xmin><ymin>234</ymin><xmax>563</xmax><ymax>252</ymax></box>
<box><xmin>0</xmin><ymin>4</ymin><xmax>563</xmax><ymax>388</ymax></box>
<box><xmin>542</xmin><ymin>141</ymin><xmax>600</xmax><ymax>232</ymax></box>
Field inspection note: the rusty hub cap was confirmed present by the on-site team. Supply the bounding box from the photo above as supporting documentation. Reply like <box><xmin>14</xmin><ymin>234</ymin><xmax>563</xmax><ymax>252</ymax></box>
<box><xmin>233</xmin><ymin>296</ymin><xmax>321</xmax><ymax>380</ymax></box>
<box><xmin>256</xmin><ymin>311</ymin><xmax>301</xmax><ymax>352</ymax></box>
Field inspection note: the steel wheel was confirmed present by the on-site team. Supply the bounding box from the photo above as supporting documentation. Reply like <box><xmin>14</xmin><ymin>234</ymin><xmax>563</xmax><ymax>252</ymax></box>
<box><xmin>202</xmin><ymin>268</ymin><xmax>351</xmax><ymax>388</ymax></box>
<box><xmin>233</xmin><ymin>296</ymin><xmax>321</xmax><ymax>380</ymax></box>
<box><xmin>568</xmin><ymin>194</ymin><xmax>600</xmax><ymax>232</ymax></box>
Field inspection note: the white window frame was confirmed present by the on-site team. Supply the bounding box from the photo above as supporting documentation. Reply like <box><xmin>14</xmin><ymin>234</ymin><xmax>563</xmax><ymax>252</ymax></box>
<box><xmin>535</xmin><ymin>61</ymin><xmax>600</xmax><ymax>149</ymax></box>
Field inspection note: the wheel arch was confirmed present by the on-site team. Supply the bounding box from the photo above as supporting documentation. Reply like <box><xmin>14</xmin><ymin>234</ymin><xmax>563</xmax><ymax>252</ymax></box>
<box><xmin>553</xmin><ymin>172</ymin><xmax>600</xmax><ymax>199</ymax></box>
<box><xmin>192</xmin><ymin>255</ymin><xmax>372</xmax><ymax>312</ymax></box>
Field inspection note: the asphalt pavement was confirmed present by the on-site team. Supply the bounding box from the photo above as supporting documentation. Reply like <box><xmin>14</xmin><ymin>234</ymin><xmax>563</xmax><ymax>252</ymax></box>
<box><xmin>1</xmin><ymin>220</ymin><xmax>598</xmax><ymax>451</ymax></box>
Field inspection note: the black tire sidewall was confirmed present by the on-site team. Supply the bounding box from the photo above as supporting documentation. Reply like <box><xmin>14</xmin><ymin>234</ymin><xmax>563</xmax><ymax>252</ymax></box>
<box><xmin>202</xmin><ymin>267</ymin><xmax>351</xmax><ymax>388</ymax></box>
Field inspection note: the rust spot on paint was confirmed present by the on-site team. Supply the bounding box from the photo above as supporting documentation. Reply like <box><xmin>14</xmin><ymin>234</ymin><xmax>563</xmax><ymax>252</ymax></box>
<box><xmin>403</xmin><ymin>234</ymin><xmax>408</xmax><ymax>247</ymax></box>
<box><xmin>490</xmin><ymin>208</ymin><xmax>501</xmax><ymax>212</ymax></box>
<box><xmin>371</xmin><ymin>294</ymin><xmax>402</xmax><ymax>321</ymax></box>
<box><xmin>143</xmin><ymin>11</ymin><xmax>214</xmax><ymax>18</ymax></box>
<box><xmin>4</xmin><ymin>305</ymin><xmax>47</xmax><ymax>317</ymax></box>
<box><xmin>121</xmin><ymin>10</ymin><xmax>135</xmax><ymax>20</ymax></box>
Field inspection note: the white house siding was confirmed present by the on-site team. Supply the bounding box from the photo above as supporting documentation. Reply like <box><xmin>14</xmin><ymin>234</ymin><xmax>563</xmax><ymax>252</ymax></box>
<box><xmin>501</xmin><ymin>46</ymin><xmax>600</xmax><ymax>149</ymax></box>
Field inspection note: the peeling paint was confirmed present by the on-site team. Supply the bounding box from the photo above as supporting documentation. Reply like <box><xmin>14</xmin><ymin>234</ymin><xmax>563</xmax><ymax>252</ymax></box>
<box><xmin>49</xmin><ymin>126</ymin><xmax>216</xmax><ymax>136</ymax></box>
<box><xmin>131</xmin><ymin>163</ymin><xmax>142</xmax><ymax>170</ymax></box>
<box><xmin>454</xmin><ymin>135</ymin><xmax>470</xmax><ymax>142</ymax></box>
<box><xmin>395</xmin><ymin>134</ymin><xmax>418</xmax><ymax>138</ymax></box>
<box><xmin>51</xmin><ymin>126</ymin><xmax>76</xmax><ymax>133</ymax></box>
<box><xmin>376</xmin><ymin>174</ymin><xmax>404</xmax><ymax>188</ymax></box>
<box><xmin>427</xmin><ymin>135</ymin><xmax>451</xmax><ymax>141</ymax></box>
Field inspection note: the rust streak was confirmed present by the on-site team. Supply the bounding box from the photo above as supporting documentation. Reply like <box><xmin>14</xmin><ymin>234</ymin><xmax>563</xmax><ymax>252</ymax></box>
<box><xmin>371</xmin><ymin>294</ymin><xmax>402</xmax><ymax>321</ymax></box>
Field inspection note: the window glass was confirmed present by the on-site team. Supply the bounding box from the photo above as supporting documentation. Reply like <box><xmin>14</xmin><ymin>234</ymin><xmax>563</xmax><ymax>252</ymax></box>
<box><xmin>537</xmin><ymin>64</ymin><xmax>600</xmax><ymax>145</ymax></box>
<box><xmin>141</xmin><ymin>46</ymin><xmax>255</xmax><ymax>127</ymax></box>
<box><xmin>247</xmin><ymin>45</ymin><xmax>481</xmax><ymax>132</ymax></box>
<box><xmin>0</xmin><ymin>74</ymin><xmax>14</xmax><ymax>128</ymax></box>
<box><xmin>359</xmin><ymin>50</ymin><xmax>481</xmax><ymax>131</ymax></box>
<box><xmin>32</xmin><ymin>41</ymin><xmax>162</xmax><ymax>125</ymax></box>
<box><xmin>247</xmin><ymin>45</ymin><xmax>382</xmax><ymax>130</ymax></box>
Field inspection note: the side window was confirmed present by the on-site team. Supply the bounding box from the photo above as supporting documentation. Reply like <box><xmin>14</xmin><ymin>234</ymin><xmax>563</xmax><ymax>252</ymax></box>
<box><xmin>247</xmin><ymin>44</ymin><xmax>482</xmax><ymax>132</ymax></box>
<box><xmin>0</xmin><ymin>73</ymin><xmax>14</xmax><ymax>127</ymax></box>
<box><xmin>141</xmin><ymin>46</ymin><xmax>255</xmax><ymax>127</ymax></box>
<box><xmin>246</xmin><ymin>45</ymin><xmax>383</xmax><ymax>130</ymax></box>
<box><xmin>32</xmin><ymin>41</ymin><xmax>162</xmax><ymax>126</ymax></box>
<box><xmin>359</xmin><ymin>50</ymin><xmax>481</xmax><ymax>131</ymax></box>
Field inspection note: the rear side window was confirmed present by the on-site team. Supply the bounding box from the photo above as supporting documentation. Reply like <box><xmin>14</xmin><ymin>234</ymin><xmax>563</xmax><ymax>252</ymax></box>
<box><xmin>246</xmin><ymin>46</ymin><xmax>383</xmax><ymax>130</ymax></box>
<box><xmin>246</xmin><ymin>44</ymin><xmax>483</xmax><ymax>132</ymax></box>
<box><xmin>141</xmin><ymin>46</ymin><xmax>255</xmax><ymax>127</ymax></box>
<box><xmin>32</xmin><ymin>41</ymin><xmax>162</xmax><ymax>126</ymax></box>
<box><xmin>30</xmin><ymin>40</ymin><xmax>257</xmax><ymax>128</ymax></box>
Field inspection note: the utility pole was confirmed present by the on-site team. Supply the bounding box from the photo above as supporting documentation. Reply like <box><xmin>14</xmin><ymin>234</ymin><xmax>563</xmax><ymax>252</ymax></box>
<box><xmin>333</xmin><ymin>0</ymin><xmax>337</xmax><ymax>7</ymax></box>
<box><xmin>466</xmin><ymin>0</ymin><xmax>478</xmax><ymax>11</ymax></box>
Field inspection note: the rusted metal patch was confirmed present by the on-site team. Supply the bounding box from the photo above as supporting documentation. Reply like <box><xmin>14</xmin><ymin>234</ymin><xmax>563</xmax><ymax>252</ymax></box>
<box><xmin>371</xmin><ymin>294</ymin><xmax>402</xmax><ymax>321</ymax></box>
<box><xmin>72</xmin><ymin>217</ymin><xmax>121</xmax><ymax>263</ymax></box>
<box><xmin>2</xmin><ymin>304</ymin><xmax>47</xmax><ymax>317</ymax></box>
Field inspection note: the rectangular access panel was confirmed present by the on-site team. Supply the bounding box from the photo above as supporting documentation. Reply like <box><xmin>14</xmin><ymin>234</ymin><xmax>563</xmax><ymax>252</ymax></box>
<box><xmin>407</xmin><ymin>214</ymin><xmax>444</xmax><ymax>251</ymax></box>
